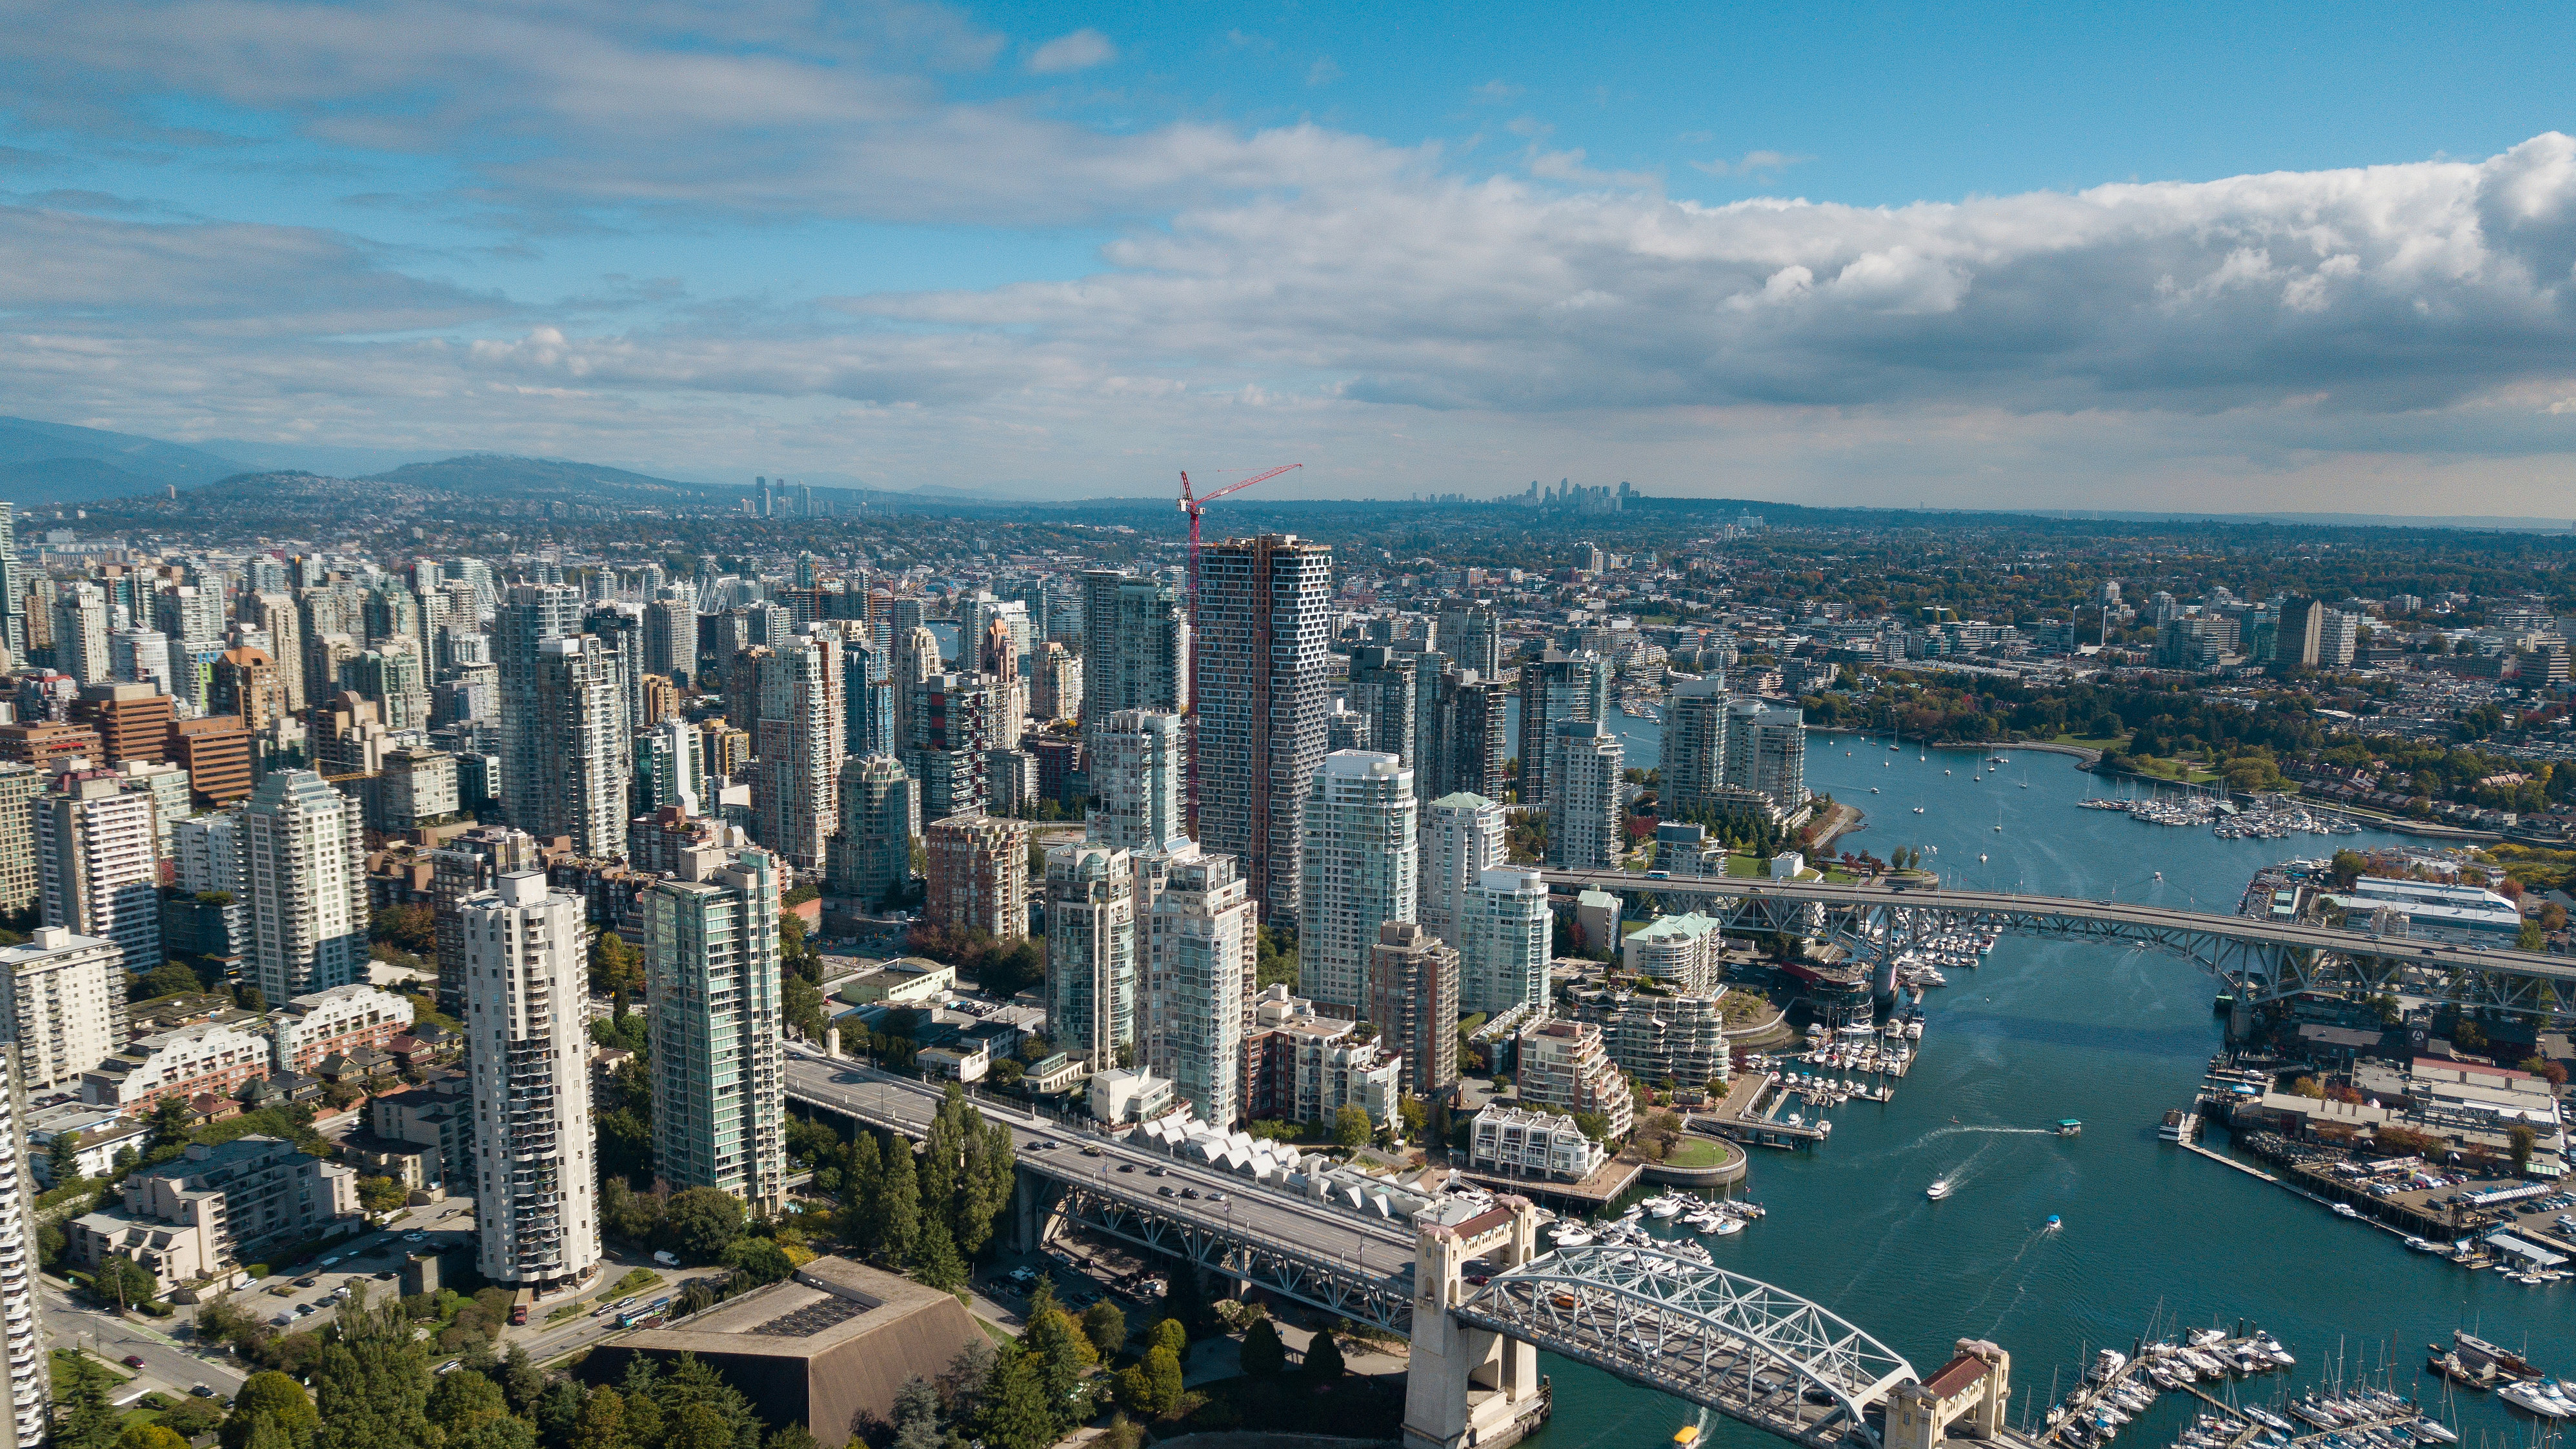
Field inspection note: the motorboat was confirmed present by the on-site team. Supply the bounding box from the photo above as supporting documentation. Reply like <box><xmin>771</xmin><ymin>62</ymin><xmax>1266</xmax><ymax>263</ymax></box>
<box><xmin>1647</xmin><ymin>1196</ymin><xmax>1684</xmax><ymax>1219</ymax></box>
<box><xmin>2044</xmin><ymin>1214</ymin><xmax>2061</xmax><ymax>1231</ymax></box>
<box><xmin>2499</xmin><ymin>1381</ymin><xmax>2568</xmax><ymax>1419</ymax></box>
<box><xmin>2404</xmin><ymin>1235</ymin><xmax>2439</xmax><ymax>1252</ymax></box>
<box><xmin>2332</xmin><ymin>1202</ymin><xmax>2360</xmax><ymax>1219</ymax></box>
<box><xmin>2251</xmin><ymin>1332</ymin><xmax>2293</xmax><ymax>1366</ymax></box>
<box><xmin>1549</xmin><ymin>1225</ymin><xmax>1595</xmax><ymax>1248</ymax></box>
<box><xmin>1926</xmin><ymin>1177</ymin><xmax>1953</xmax><ymax>1201</ymax></box>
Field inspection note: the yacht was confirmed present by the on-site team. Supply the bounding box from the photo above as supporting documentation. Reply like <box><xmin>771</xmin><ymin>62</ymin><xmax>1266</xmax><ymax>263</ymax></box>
<box><xmin>2499</xmin><ymin>1381</ymin><xmax>2568</xmax><ymax>1419</ymax></box>
<box><xmin>1647</xmin><ymin>1195</ymin><xmax>1684</xmax><ymax>1219</ymax></box>
<box><xmin>1926</xmin><ymin>1177</ymin><xmax>1954</xmax><ymax>1201</ymax></box>
<box><xmin>1549</xmin><ymin>1224</ymin><xmax>1595</xmax><ymax>1248</ymax></box>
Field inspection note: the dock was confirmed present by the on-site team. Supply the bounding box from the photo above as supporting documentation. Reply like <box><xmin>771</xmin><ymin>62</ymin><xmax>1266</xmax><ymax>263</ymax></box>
<box><xmin>2177</xmin><ymin>1140</ymin><xmax>2277</xmax><ymax>1183</ymax></box>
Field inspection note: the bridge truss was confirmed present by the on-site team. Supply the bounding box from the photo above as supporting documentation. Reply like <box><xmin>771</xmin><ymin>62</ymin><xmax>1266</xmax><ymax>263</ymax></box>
<box><xmin>1052</xmin><ymin>1183</ymin><xmax>1414</xmax><ymax>1333</ymax></box>
<box><xmin>1456</xmin><ymin>1246</ymin><xmax>1915</xmax><ymax>1449</ymax></box>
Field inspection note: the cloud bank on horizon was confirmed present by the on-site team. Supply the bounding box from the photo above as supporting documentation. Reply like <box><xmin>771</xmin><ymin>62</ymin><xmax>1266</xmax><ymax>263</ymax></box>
<box><xmin>5</xmin><ymin>0</ymin><xmax>2576</xmax><ymax>513</ymax></box>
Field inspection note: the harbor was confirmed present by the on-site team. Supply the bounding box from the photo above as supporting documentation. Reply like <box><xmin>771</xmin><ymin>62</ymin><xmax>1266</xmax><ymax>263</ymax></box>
<box><xmin>1516</xmin><ymin>735</ymin><xmax>2572</xmax><ymax>1449</ymax></box>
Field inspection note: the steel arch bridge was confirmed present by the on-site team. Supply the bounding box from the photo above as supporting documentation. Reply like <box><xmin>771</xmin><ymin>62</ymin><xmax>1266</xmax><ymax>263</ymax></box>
<box><xmin>1542</xmin><ymin>871</ymin><xmax>2576</xmax><ymax>1018</ymax></box>
<box><xmin>1454</xmin><ymin>1245</ymin><xmax>1917</xmax><ymax>1449</ymax></box>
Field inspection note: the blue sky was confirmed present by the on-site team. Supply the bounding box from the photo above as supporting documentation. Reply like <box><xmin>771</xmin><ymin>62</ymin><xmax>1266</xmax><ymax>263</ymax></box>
<box><xmin>5</xmin><ymin>1</ymin><xmax>2576</xmax><ymax>510</ymax></box>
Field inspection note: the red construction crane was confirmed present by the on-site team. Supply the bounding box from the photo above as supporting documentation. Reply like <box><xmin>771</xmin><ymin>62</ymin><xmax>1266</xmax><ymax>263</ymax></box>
<box><xmin>1179</xmin><ymin>464</ymin><xmax>1301</xmax><ymax>605</ymax></box>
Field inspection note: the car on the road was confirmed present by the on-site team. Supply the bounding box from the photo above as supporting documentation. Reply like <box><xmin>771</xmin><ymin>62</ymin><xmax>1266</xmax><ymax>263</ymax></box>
<box><xmin>1206</xmin><ymin>1193</ymin><xmax>1227</xmax><ymax>1204</ymax></box>
<box><xmin>375</xmin><ymin>1271</ymin><xmax>397</xmax><ymax>1281</ymax></box>
<box><xmin>1116</xmin><ymin>1163</ymin><xmax>1134</xmax><ymax>1174</ymax></box>
<box><xmin>1157</xmin><ymin>1186</ymin><xmax>1176</xmax><ymax>1197</ymax></box>
<box><xmin>121</xmin><ymin>1355</ymin><xmax>144</xmax><ymax>1369</ymax></box>
<box><xmin>191</xmin><ymin>1384</ymin><xmax>216</xmax><ymax>1398</ymax></box>
<box><xmin>1180</xmin><ymin>1188</ymin><xmax>1199</xmax><ymax>1199</ymax></box>
<box><xmin>403</xmin><ymin>1232</ymin><xmax>427</xmax><ymax>1242</ymax></box>
<box><xmin>1146</xmin><ymin>1166</ymin><xmax>1167</xmax><ymax>1177</ymax></box>
<box><xmin>293</xmin><ymin>1277</ymin><xmax>319</xmax><ymax>1288</ymax></box>
<box><xmin>1080</xmin><ymin>1146</ymin><xmax>1102</xmax><ymax>1157</ymax></box>
<box><xmin>320</xmin><ymin>1256</ymin><xmax>342</xmax><ymax>1267</ymax></box>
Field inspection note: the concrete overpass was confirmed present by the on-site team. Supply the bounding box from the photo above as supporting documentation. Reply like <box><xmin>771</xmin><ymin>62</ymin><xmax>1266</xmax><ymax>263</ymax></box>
<box><xmin>783</xmin><ymin>1053</ymin><xmax>1416</xmax><ymax>1329</ymax></box>
<box><xmin>1541</xmin><ymin>870</ymin><xmax>2576</xmax><ymax>1018</ymax></box>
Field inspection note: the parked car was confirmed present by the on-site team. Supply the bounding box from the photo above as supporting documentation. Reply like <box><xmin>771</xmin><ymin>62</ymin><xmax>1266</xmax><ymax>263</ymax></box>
<box><xmin>653</xmin><ymin>1250</ymin><xmax>680</xmax><ymax>1266</ymax></box>
<box><xmin>121</xmin><ymin>1356</ymin><xmax>144</xmax><ymax>1369</ymax></box>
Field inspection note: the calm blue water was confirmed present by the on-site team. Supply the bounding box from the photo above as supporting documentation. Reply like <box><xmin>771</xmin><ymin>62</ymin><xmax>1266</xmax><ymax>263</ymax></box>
<box><xmin>1522</xmin><ymin>734</ymin><xmax>2575</xmax><ymax>1449</ymax></box>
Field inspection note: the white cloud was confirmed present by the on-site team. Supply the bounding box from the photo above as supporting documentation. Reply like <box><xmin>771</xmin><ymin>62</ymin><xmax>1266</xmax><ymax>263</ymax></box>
<box><xmin>1026</xmin><ymin>28</ymin><xmax>1116</xmax><ymax>75</ymax></box>
<box><xmin>9</xmin><ymin>1</ymin><xmax>2576</xmax><ymax>509</ymax></box>
<box><xmin>1692</xmin><ymin>149</ymin><xmax>1816</xmax><ymax>179</ymax></box>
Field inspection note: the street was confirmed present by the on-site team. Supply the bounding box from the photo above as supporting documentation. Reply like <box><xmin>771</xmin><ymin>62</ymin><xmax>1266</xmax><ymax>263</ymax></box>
<box><xmin>41</xmin><ymin>1282</ymin><xmax>246</xmax><ymax>1404</ymax></box>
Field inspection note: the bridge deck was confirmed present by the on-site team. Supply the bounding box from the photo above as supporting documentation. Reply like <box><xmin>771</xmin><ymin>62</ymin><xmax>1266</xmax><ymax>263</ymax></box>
<box><xmin>1540</xmin><ymin>869</ymin><xmax>2576</xmax><ymax>1013</ymax></box>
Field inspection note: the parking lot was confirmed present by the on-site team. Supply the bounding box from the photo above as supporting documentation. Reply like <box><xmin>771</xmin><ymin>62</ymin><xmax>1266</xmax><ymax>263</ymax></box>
<box><xmin>245</xmin><ymin>1201</ymin><xmax>477</xmax><ymax>1326</ymax></box>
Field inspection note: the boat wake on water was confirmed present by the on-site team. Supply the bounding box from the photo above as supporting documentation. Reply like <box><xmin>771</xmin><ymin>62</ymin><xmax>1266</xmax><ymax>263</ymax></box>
<box><xmin>1920</xmin><ymin>1123</ymin><xmax>2060</xmax><ymax>1143</ymax></box>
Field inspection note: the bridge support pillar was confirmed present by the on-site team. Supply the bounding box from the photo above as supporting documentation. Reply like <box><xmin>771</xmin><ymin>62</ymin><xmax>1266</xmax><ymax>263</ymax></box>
<box><xmin>2226</xmin><ymin>996</ymin><xmax>2253</xmax><ymax>1043</ymax></box>
<box><xmin>1404</xmin><ymin>1198</ymin><xmax>1545</xmax><ymax>1449</ymax></box>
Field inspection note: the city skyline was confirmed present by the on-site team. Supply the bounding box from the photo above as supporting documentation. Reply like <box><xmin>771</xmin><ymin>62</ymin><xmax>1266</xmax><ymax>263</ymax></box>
<box><xmin>6</xmin><ymin>6</ymin><xmax>2576</xmax><ymax>512</ymax></box>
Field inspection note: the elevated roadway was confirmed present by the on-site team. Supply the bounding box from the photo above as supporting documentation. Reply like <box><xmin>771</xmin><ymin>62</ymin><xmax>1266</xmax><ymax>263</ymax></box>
<box><xmin>1541</xmin><ymin>870</ymin><xmax>2576</xmax><ymax>1015</ymax></box>
<box><xmin>783</xmin><ymin>1053</ymin><xmax>1416</xmax><ymax>1328</ymax></box>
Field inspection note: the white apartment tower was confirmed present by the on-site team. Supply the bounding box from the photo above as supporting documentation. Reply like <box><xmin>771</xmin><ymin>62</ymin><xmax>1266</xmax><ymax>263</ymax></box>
<box><xmin>1545</xmin><ymin>719</ymin><xmax>1624</xmax><ymax>870</ymax></box>
<box><xmin>0</xmin><ymin>1027</ymin><xmax>41</xmax><ymax>1447</ymax></box>
<box><xmin>1045</xmin><ymin>844</ymin><xmax>1136</xmax><ymax>1066</ymax></box>
<box><xmin>529</xmin><ymin>634</ymin><xmax>631</xmax><ymax>857</ymax></box>
<box><xmin>1092</xmin><ymin>709</ymin><xmax>1189</xmax><ymax>854</ymax></box>
<box><xmin>754</xmin><ymin>627</ymin><xmax>843</xmax><ymax>870</ymax></box>
<box><xmin>36</xmin><ymin>772</ymin><xmax>162</xmax><ymax>977</ymax></box>
<box><xmin>0</xmin><ymin>927</ymin><xmax>126</xmax><ymax>1092</ymax></box>
<box><xmin>1145</xmin><ymin>853</ymin><xmax>1255</xmax><ymax>1126</ymax></box>
<box><xmin>1455</xmin><ymin>866</ymin><xmax>1553</xmax><ymax>1018</ymax></box>
<box><xmin>240</xmin><ymin>770</ymin><xmax>368</xmax><ymax>1005</ymax></box>
<box><xmin>1418</xmin><ymin>791</ymin><xmax>1506</xmax><ymax>943</ymax></box>
<box><xmin>1298</xmin><ymin>751</ymin><xmax>1418</xmax><ymax>1013</ymax></box>
<box><xmin>463</xmin><ymin>872</ymin><xmax>600</xmax><ymax>1290</ymax></box>
<box><xmin>1722</xmin><ymin>700</ymin><xmax>1806</xmax><ymax>814</ymax></box>
<box><xmin>645</xmin><ymin>846</ymin><xmax>787</xmax><ymax>1214</ymax></box>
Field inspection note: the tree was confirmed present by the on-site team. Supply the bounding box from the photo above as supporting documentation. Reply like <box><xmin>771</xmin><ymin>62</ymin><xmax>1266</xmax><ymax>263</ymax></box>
<box><xmin>570</xmin><ymin>1389</ymin><xmax>630</xmax><ymax>1449</ymax></box>
<box><xmin>131</xmin><ymin>963</ymin><xmax>203</xmax><ymax>1003</ymax></box>
<box><xmin>500</xmin><ymin>1344</ymin><xmax>545</xmax><ymax>1418</ymax></box>
<box><xmin>93</xmin><ymin>1253</ymin><xmax>159</xmax><ymax>1311</ymax></box>
<box><xmin>1304</xmin><ymin>1328</ymin><xmax>1345</xmax><ymax>1381</ymax></box>
<box><xmin>358</xmin><ymin>1175</ymin><xmax>408</xmax><ymax>1213</ymax></box>
<box><xmin>1079</xmin><ymin>1300</ymin><xmax>1127</xmax><ymax>1359</ymax></box>
<box><xmin>1149</xmin><ymin>1317</ymin><xmax>1187</xmax><ymax>1358</ymax></box>
<box><xmin>46</xmin><ymin>1129</ymin><xmax>83</xmax><ymax>1186</ymax></box>
<box><xmin>1023</xmin><ymin>1307</ymin><xmax>1094</xmax><ymax>1417</ymax></box>
<box><xmin>1240</xmin><ymin>1317</ymin><xmax>1285</xmax><ymax>1377</ymax></box>
<box><xmin>1138</xmin><ymin>1346</ymin><xmax>1183</xmax><ymax>1418</ymax></box>
<box><xmin>427</xmin><ymin>1370</ymin><xmax>515</xmax><ymax>1440</ymax></box>
<box><xmin>118</xmin><ymin>1426</ymin><xmax>190</xmax><ymax>1449</ymax></box>
<box><xmin>663</xmin><ymin>1404</ymin><xmax>734</xmax><ymax>1449</ymax></box>
<box><xmin>765</xmin><ymin>1428</ymin><xmax>820</xmax><ymax>1449</ymax></box>
<box><xmin>2454</xmin><ymin>1019</ymin><xmax>2488</xmax><ymax>1051</ymax></box>
<box><xmin>311</xmin><ymin>1294</ymin><xmax>438</xmax><ymax>1449</ymax></box>
<box><xmin>875</xmin><ymin>1141</ymin><xmax>921</xmax><ymax>1268</ymax></box>
<box><xmin>590</xmin><ymin>929</ymin><xmax>643</xmax><ymax>997</ymax></box>
<box><xmin>659</xmin><ymin>1186</ymin><xmax>745</xmax><ymax>1261</ymax></box>
<box><xmin>910</xmin><ymin>1217</ymin><xmax>967</xmax><ymax>1290</ymax></box>
<box><xmin>722</xmin><ymin>1236</ymin><xmax>796</xmax><ymax>1290</ymax></box>
<box><xmin>222</xmin><ymin>1373</ymin><xmax>318</xmax><ymax>1449</ymax></box>
<box><xmin>2510</xmin><ymin>1124</ymin><xmax>2539</xmax><ymax>1176</ymax></box>
<box><xmin>53</xmin><ymin>1354</ymin><xmax>121</xmax><ymax>1449</ymax></box>
<box><xmin>1332</xmin><ymin>1105</ymin><xmax>1371</xmax><ymax>1148</ymax></box>
<box><xmin>976</xmin><ymin>1348</ymin><xmax>1058</xmax><ymax>1449</ymax></box>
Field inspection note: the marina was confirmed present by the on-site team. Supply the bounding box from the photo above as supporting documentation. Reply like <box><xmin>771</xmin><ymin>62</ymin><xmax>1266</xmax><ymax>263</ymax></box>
<box><xmin>1514</xmin><ymin>735</ymin><xmax>2571</xmax><ymax>1449</ymax></box>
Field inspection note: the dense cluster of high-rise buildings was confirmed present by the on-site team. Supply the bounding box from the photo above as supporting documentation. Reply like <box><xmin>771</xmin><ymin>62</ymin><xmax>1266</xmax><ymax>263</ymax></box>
<box><xmin>0</xmin><ymin>494</ymin><xmax>1815</xmax><ymax>1350</ymax></box>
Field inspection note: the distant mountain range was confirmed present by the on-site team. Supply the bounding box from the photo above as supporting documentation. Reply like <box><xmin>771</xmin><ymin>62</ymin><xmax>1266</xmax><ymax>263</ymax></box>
<box><xmin>0</xmin><ymin>416</ymin><xmax>248</xmax><ymax>503</ymax></box>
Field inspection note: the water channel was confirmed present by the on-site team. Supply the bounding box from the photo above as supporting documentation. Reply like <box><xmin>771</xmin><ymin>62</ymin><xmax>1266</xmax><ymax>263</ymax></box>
<box><xmin>1519</xmin><ymin>728</ymin><xmax>2573</xmax><ymax>1449</ymax></box>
